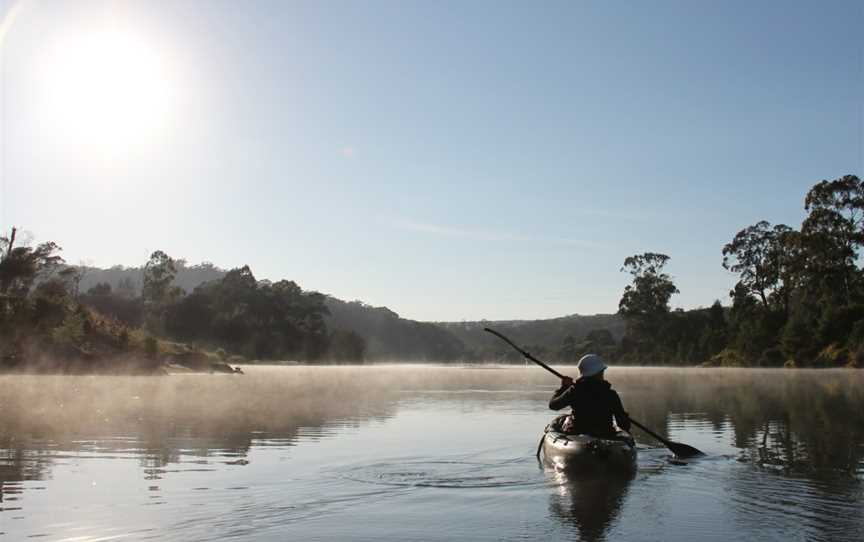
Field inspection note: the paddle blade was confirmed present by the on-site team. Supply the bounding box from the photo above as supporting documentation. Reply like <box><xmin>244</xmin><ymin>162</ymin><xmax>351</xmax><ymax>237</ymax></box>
<box><xmin>667</xmin><ymin>440</ymin><xmax>704</xmax><ymax>459</ymax></box>
<box><xmin>629</xmin><ymin>418</ymin><xmax>705</xmax><ymax>459</ymax></box>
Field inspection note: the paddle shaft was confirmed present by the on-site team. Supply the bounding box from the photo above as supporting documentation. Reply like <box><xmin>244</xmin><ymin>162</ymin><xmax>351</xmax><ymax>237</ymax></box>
<box><xmin>628</xmin><ymin>419</ymin><xmax>670</xmax><ymax>446</ymax></box>
<box><xmin>483</xmin><ymin>328</ymin><xmax>565</xmax><ymax>379</ymax></box>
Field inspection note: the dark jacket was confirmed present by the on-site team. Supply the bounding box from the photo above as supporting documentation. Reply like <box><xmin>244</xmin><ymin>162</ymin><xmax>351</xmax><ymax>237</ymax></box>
<box><xmin>548</xmin><ymin>378</ymin><xmax>630</xmax><ymax>437</ymax></box>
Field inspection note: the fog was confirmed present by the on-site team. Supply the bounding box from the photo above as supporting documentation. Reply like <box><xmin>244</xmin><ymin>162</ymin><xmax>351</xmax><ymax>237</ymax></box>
<box><xmin>2</xmin><ymin>366</ymin><xmax>862</xmax><ymax>454</ymax></box>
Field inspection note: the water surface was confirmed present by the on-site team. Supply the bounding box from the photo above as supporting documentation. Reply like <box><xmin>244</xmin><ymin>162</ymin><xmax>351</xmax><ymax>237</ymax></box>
<box><xmin>1</xmin><ymin>367</ymin><xmax>862</xmax><ymax>541</ymax></box>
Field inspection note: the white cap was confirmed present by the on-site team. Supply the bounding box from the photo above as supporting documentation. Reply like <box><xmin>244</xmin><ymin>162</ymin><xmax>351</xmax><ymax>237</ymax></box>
<box><xmin>577</xmin><ymin>354</ymin><xmax>607</xmax><ymax>377</ymax></box>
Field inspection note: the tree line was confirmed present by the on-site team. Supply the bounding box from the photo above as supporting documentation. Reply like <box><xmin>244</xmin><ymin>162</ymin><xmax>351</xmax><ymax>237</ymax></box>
<box><xmin>0</xmin><ymin>235</ymin><xmax>365</xmax><ymax>372</ymax></box>
<box><xmin>615</xmin><ymin>174</ymin><xmax>864</xmax><ymax>368</ymax></box>
<box><xmin>84</xmin><ymin>251</ymin><xmax>367</xmax><ymax>362</ymax></box>
<box><xmin>4</xmin><ymin>173</ymin><xmax>862</xmax><ymax>371</ymax></box>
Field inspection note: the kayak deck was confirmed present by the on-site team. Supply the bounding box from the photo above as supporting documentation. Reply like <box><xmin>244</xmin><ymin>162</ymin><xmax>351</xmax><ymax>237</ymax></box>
<box><xmin>541</xmin><ymin>429</ymin><xmax>637</xmax><ymax>474</ymax></box>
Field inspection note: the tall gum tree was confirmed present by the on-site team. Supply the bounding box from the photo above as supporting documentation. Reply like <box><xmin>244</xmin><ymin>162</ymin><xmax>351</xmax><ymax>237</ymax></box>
<box><xmin>618</xmin><ymin>252</ymin><xmax>680</xmax><ymax>359</ymax></box>
<box><xmin>722</xmin><ymin>221</ymin><xmax>793</xmax><ymax>310</ymax></box>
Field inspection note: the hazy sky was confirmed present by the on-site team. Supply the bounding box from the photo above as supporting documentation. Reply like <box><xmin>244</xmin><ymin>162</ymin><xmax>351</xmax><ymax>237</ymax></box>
<box><xmin>1</xmin><ymin>0</ymin><xmax>861</xmax><ymax>321</ymax></box>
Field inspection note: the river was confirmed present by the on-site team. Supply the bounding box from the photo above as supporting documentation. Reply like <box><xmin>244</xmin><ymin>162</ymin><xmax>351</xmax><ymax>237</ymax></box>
<box><xmin>1</xmin><ymin>366</ymin><xmax>862</xmax><ymax>541</ymax></box>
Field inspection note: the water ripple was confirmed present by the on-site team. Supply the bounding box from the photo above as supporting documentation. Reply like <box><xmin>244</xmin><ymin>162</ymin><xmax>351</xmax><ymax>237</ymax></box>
<box><xmin>334</xmin><ymin>456</ymin><xmax>546</xmax><ymax>489</ymax></box>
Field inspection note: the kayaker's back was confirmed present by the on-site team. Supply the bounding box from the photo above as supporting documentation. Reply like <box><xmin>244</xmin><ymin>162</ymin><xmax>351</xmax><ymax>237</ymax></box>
<box><xmin>549</xmin><ymin>378</ymin><xmax>630</xmax><ymax>438</ymax></box>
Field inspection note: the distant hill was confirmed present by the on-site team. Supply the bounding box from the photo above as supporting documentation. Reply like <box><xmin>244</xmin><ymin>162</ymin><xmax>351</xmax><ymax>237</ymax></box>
<box><xmin>436</xmin><ymin>314</ymin><xmax>625</xmax><ymax>362</ymax></box>
<box><xmin>76</xmin><ymin>263</ymin><xmax>624</xmax><ymax>362</ymax></box>
<box><xmin>324</xmin><ymin>298</ymin><xmax>624</xmax><ymax>362</ymax></box>
<box><xmin>324</xmin><ymin>298</ymin><xmax>469</xmax><ymax>361</ymax></box>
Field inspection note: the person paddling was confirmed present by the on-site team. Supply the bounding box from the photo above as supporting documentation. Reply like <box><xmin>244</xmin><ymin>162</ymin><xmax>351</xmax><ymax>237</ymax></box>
<box><xmin>549</xmin><ymin>354</ymin><xmax>631</xmax><ymax>439</ymax></box>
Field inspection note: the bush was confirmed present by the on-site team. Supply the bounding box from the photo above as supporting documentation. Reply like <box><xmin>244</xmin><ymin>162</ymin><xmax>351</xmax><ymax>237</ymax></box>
<box><xmin>816</xmin><ymin>304</ymin><xmax>864</xmax><ymax>347</ymax></box>
<box><xmin>847</xmin><ymin>320</ymin><xmax>864</xmax><ymax>348</ymax></box>
<box><xmin>711</xmin><ymin>348</ymin><xmax>747</xmax><ymax>367</ymax></box>
<box><xmin>814</xmin><ymin>343</ymin><xmax>847</xmax><ymax>367</ymax></box>
<box><xmin>758</xmin><ymin>347</ymin><xmax>785</xmax><ymax>367</ymax></box>
<box><xmin>51</xmin><ymin>310</ymin><xmax>86</xmax><ymax>348</ymax></box>
<box><xmin>846</xmin><ymin>342</ymin><xmax>864</xmax><ymax>367</ymax></box>
<box><xmin>144</xmin><ymin>336</ymin><xmax>159</xmax><ymax>359</ymax></box>
<box><xmin>781</xmin><ymin>316</ymin><xmax>815</xmax><ymax>363</ymax></box>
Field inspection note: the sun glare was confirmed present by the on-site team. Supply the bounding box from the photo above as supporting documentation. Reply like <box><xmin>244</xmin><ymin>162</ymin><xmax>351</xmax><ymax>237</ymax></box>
<box><xmin>37</xmin><ymin>27</ymin><xmax>175</xmax><ymax>154</ymax></box>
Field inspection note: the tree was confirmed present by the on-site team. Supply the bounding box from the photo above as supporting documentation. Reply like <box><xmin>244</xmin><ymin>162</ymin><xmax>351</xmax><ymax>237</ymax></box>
<box><xmin>799</xmin><ymin>175</ymin><xmax>864</xmax><ymax>303</ymax></box>
<box><xmin>558</xmin><ymin>335</ymin><xmax>577</xmax><ymax>362</ymax></box>
<box><xmin>142</xmin><ymin>250</ymin><xmax>182</xmax><ymax>331</ymax></box>
<box><xmin>0</xmin><ymin>228</ymin><xmax>64</xmax><ymax>298</ymax></box>
<box><xmin>116</xmin><ymin>276</ymin><xmax>138</xmax><ymax>298</ymax></box>
<box><xmin>79</xmin><ymin>282</ymin><xmax>144</xmax><ymax>327</ymax></box>
<box><xmin>0</xmin><ymin>229</ymin><xmax>66</xmax><ymax>329</ymax></box>
<box><xmin>617</xmin><ymin>253</ymin><xmax>679</xmax><ymax>361</ymax></box>
<box><xmin>722</xmin><ymin>221</ymin><xmax>792</xmax><ymax>308</ymax></box>
<box><xmin>87</xmin><ymin>282</ymin><xmax>112</xmax><ymax>296</ymax></box>
<box><xmin>618</xmin><ymin>253</ymin><xmax>679</xmax><ymax>318</ymax></box>
<box><xmin>803</xmin><ymin>174</ymin><xmax>864</xmax><ymax>247</ymax></box>
<box><xmin>326</xmin><ymin>329</ymin><xmax>366</xmax><ymax>362</ymax></box>
<box><xmin>159</xmin><ymin>264</ymin><xmax>333</xmax><ymax>361</ymax></box>
<box><xmin>142</xmin><ymin>251</ymin><xmax>179</xmax><ymax>306</ymax></box>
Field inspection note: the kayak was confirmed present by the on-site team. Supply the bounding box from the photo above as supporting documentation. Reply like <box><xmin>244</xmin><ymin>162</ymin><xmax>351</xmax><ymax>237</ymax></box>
<box><xmin>540</xmin><ymin>419</ymin><xmax>637</xmax><ymax>474</ymax></box>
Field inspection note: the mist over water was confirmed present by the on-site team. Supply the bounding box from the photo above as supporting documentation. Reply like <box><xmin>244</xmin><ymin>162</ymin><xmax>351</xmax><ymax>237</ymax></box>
<box><xmin>1</xmin><ymin>367</ymin><xmax>862</xmax><ymax>541</ymax></box>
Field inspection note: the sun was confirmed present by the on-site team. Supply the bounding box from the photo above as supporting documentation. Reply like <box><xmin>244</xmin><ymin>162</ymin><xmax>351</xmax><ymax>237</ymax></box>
<box><xmin>37</xmin><ymin>26</ymin><xmax>175</xmax><ymax>155</ymax></box>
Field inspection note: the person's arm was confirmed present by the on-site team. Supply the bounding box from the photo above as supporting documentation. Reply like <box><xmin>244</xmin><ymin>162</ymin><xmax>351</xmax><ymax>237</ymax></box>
<box><xmin>611</xmin><ymin>390</ymin><xmax>631</xmax><ymax>431</ymax></box>
<box><xmin>549</xmin><ymin>376</ymin><xmax>575</xmax><ymax>410</ymax></box>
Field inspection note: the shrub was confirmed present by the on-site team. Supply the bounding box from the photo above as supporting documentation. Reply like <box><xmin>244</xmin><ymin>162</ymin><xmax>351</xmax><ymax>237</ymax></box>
<box><xmin>144</xmin><ymin>336</ymin><xmax>159</xmax><ymax>359</ymax></box>
<box><xmin>845</xmin><ymin>344</ymin><xmax>864</xmax><ymax>368</ymax></box>
<box><xmin>814</xmin><ymin>343</ymin><xmax>847</xmax><ymax>367</ymax></box>
<box><xmin>118</xmin><ymin>328</ymin><xmax>130</xmax><ymax>348</ymax></box>
<box><xmin>781</xmin><ymin>316</ymin><xmax>815</xmax><ymax>363</ymax></box>
<box><xmin>758</xmin><ymin>347</ymin><xmax>785</xmax><ymax>367</ymax></box>
<box><xmin>711</xmin><ymin>348</ymin><xmax>747</xmax><ymax>367</ymax></box>
<box><xmin>51</xmin><ymin>310</ymin><xmax>86</xmax><ymax>348</ymax></box>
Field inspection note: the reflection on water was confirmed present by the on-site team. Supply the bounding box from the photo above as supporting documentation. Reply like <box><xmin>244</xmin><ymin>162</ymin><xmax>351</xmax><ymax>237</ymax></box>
<box><xmin>0</xmin><ymin>366</ymin><xmax>862</xmax><ymax>541</ymax></box>
<box><xmin>616</xmin><ymin>369</ymin><xmax>864</xmax><ymax>479</ymax></box>
<box><xmin>546</xmin><ymin>468</ymin><xmax>632</xmax><ymax>542</ymax></box>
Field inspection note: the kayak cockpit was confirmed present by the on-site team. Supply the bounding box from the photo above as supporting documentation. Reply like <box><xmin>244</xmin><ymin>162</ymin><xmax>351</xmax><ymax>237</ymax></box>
<box><xmin>540</xmin><ymin>419</ymin><xmax>637</xmax><ymax>474</ymax></box>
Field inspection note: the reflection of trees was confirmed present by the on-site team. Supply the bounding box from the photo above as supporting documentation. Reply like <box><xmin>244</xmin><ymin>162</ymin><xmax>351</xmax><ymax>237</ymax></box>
<box><xmin>0</xmin><ymin>445</ymin><xmax>55</xmax><ymax>504</ymax></box>
<box><xmin>0</xmin><ymin>368</ymin><xmax>405</xmax><ymax>499</ymax></box>
<box><xmin>1</xmin><ymin>367</ymin><xmax>862</xmax><ymax>512</ymax></box>
<box><xmin>611</xmin><ymin>369</ymin><xmax>864</xmax><ymax>479</ymax></box>
<box><xmin>546</xmin><ymin>468</ymin><xmax>631</xmax><ymax>542</ymax></box>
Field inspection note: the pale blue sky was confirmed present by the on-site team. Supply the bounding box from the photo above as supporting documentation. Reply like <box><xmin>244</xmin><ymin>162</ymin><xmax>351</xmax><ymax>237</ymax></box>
<box><xmin>1</xmin><ymin>0</ymin><xmax>861</xmax><ymax>321</ymax></box>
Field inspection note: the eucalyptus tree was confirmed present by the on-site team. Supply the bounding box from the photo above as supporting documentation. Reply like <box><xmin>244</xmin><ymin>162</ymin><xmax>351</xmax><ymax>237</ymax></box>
<box><xmin>142</xmin><ymin>250</ymin><xmax>183</xmax><ymax>332</ymax></box>
<box><xmin>0</xmin><ymin>228</ymin><xmax>64</xmax><ymax>299</ymax></box>
<box><xmin>618</xmin><ymin>252</ymin><xmax>679</xmax><ymax>360</ymax></box>
<box><xmin>618</xmin><ymin>252</ymin><xmax>679</xmax><ymax>318</ymax></box>
<box><xmin>722</xmin><ymin>221</ymin><xmax>794</xmax><ymax>311</ymax></box>
<box><xmin>800</xmin><ymin>175</ymin><xmax>864</xmax><ymax>304</ymax></box>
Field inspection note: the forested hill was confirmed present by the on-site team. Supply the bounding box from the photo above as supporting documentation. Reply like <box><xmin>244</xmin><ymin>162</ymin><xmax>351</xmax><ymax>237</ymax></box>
<box><xmin>323</xmin><ymin>298</ymin><xmax>468</xmax><ymax>361</ymax></box>
<box><xmin>74</xmin><ymin>263</ymin><xmax>623</xmax><ymax>362</ymax></box>
<box><xmin>78</xmin><ymin>262</ymin><xmax>226</xmax><ymax>296</ymax></box>
<box><xmin>324</xmin><ymin>298</ymin><xmax>624</xmax><ymax>362</ymax></box>
<box><xmin>437</xmin><ymin>315</ymin><xmax>626</xmax><ymax>362</ymax></box>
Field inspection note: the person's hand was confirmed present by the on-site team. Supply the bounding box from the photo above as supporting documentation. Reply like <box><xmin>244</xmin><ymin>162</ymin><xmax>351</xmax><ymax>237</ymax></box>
<box><xmin>561</xmin><ymin>376</ymin><xmax>574</xmax><ymax>388</ymax></box>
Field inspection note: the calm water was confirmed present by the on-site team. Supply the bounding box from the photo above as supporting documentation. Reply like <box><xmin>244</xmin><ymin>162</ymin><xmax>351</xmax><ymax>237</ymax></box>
<box><xmin>1</xmin><ymin>366</ymin><xmax>862</xmax><ymax>541</ymax></box>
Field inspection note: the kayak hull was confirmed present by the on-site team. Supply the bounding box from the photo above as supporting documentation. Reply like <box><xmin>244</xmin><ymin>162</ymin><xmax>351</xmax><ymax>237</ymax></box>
<box><xmin>541</xmin><ymin>430</ymin><xmax>637</xmax><ymax>474</ymax></box>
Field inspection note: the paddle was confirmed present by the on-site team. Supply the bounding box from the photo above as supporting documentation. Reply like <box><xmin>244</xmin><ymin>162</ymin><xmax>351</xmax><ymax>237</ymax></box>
<box><xmin>484</xmin><ymin>327</ymin><xmax>704</xmax><ymax>459</ymax></box>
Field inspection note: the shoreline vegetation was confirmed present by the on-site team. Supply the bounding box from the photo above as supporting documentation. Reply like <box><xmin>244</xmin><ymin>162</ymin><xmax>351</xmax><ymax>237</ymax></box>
<box><xmin>2</xmin><ymin>175</ymin><xmax>862</xmax><ymax>374</ymax></box>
